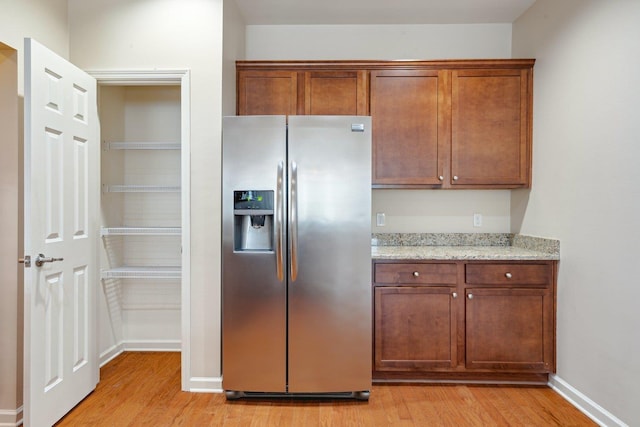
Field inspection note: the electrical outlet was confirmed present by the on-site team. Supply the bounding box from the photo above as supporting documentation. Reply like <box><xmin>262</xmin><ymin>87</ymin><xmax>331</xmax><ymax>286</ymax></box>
<box><xmin>376</xmin><ymin>213</ymin><xmax>386</xmax><ymax>227</ymax></box>
<box><xmin>473</xmin><ymin>213</ymin><xmax>482</xmax><ymax>227</ymax></box>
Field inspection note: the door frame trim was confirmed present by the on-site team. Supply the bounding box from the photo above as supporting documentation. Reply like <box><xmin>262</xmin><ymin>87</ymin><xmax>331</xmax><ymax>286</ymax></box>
<box><xmin>87</xmin><ymin>69</ymin><xmax>192</xmax><ymax>391</ymax></box>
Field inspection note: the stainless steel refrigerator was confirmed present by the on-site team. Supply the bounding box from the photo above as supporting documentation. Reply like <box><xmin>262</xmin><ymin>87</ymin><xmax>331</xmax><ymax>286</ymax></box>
<box><xmin>222</xmin><ymin>115</ymin><xmax>372</xmax><ymax>400</ymax></box>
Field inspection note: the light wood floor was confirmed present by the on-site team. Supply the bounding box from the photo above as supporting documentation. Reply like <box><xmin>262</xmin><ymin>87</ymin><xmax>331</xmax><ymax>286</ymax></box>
<box><xmin>55</xmin><ymin>352</ymin><xmax>596</xmax><ymax>426</ymax></box>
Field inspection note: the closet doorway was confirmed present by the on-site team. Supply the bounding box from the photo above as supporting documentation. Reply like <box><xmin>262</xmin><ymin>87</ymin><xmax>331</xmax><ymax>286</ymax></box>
<box><xmin>91</xmin><ymin>70</ymin><xmax>191</xmax><ymax>388</ymax></box>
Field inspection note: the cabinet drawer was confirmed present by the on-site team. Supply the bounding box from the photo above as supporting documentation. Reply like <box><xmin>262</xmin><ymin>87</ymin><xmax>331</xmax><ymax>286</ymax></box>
<box><xmin>374</xmin><ymin>263</ymin><xmax>457</xmax><ymax>285</ymax></box>
<box><xmin>465</xmin><ymin>263</ymin><xmax>551</xmax><ymax>286</ymax></box>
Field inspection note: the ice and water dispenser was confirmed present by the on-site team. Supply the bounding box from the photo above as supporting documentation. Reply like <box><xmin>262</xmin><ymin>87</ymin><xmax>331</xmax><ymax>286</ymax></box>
<box><xmin>233</xmin><ymin>190</ymin><xmax>274</xmax><ymax>251</ymax></box>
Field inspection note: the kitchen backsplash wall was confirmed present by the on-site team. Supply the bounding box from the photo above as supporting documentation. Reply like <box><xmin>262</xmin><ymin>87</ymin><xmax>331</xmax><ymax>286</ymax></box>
<box><xmin>372</xmin><ymin>189</ymin><xmax>511</xmax><ymax>233</ymax></box>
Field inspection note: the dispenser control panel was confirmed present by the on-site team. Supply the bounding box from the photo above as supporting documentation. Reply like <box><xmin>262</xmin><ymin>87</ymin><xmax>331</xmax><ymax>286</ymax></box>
<box><xmin>234</xmin><ymin>190</ymin><xmax>273</xmax><ymax>211</ymax></box>
<box><xmin>233</xmin><ymin>190</ymin><xmax>274</xmax><ymax>252</ymax></box>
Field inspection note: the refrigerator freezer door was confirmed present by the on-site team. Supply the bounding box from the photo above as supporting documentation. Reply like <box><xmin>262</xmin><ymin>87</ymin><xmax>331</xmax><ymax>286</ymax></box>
<box><xmin>287</xmin><ymin>115</ymin><xmax>372</xmax><ymax>393</ymax></box>
<box><xmin>222</xmin><ymin>116</ymin><xmax>287</xmax><ymax>393</ymax></box>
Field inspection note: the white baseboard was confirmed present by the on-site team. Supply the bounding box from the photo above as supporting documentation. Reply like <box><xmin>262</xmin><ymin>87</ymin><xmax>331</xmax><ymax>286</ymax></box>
<box><xmin>186</xmin><ymin>376</ymin><xmax>223</xmax><ymax>393</ymax></box>
<box><xmin>0</xmin><ymin>406</ymin><xmax>23</xmax><ymax>426</ymax></box>
<box><xmin>121</xmin><ymin>340</ymin><xmax>181</xmax><ymax>352</ymax></box>
<box><xmin>549</xmin><ymin>374</ymin><xmax>628</xmax><ymax>427</ymax></box>
<box><xmin>99</xmin><ymin>340</ymin><xmax>180</xmax><ymax>367</ymax></box>
<box><xmin>99</xmin><ymin>343</ymin><xmax>124</xmax><ymax>367</ymax></box>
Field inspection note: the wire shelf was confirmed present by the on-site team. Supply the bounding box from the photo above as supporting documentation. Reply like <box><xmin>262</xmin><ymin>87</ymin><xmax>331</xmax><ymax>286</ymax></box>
<box><xmin>101</xmin><ymin>227</ymin><xmax>181</xmax><ymax>236</ymax></box>
<box><xmin>105</xmin><ymin>141</ymin><xmax>180</xmax><ymax>150</ymax></box>
<box><xmin>103</xmin><ymin>184</ymin><xmax>181</xmax><ymax>193</ymax></box>
<box><xmin>101</xmin><ymin>266</ymin><xmax>181</xmax><ymax>280</ymax></box>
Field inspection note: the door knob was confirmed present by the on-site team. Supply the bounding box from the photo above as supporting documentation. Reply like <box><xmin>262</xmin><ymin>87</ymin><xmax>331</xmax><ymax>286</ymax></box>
<box><xmin>35</xmin><ymin>253</ymin><xmax>64</xmax><ymax>267</ymax></box>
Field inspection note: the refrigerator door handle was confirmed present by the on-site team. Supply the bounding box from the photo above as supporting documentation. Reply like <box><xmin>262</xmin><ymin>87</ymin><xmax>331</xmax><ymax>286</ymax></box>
<box><xmin>290</xmin><ymin>161</ymin><xmax>298</xmax><ymax>282</ymax></box>
<box><xmin>276</xmin><ymin>161</ymin><xmax>285</xmax><ymax>282</ymax></box>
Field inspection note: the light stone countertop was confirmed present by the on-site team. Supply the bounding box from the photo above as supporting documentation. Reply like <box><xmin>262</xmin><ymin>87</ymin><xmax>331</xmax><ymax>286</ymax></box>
<box><xmin>371</xmin><ymin>233</ymin><xmax>560</xmax><ymax>261</ymax></box>
<box><xmin>371</xmin><ymin>245</ymin><xmax>559</xmax><ymax>261</ymax></box>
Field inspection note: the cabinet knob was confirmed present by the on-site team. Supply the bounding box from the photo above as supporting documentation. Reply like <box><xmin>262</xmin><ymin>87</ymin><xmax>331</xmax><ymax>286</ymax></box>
<box><xmin>413</xmin><ymin>271</ymin><xmax>419</xmax><ymax>277</ymax></box>
<box><xmin>452</xmin><ymin>292</ymin><xmax>457</xmax><ymax>299</ymax></box>
<box><xmin>505</xmin><ymin>272</ymin><xmax>512</xmax><ymax>279</ymax></box>
<box><xmin>438</xmin><ymin>175</ymin><xmax>444</xmax><ymax>181</ymax></box>
<box><xmin>453</xmin><ymin>175</ymin><xmax>459</xmax><ymax>181</ymax></box>
<box><xmin>467</xmin><ymin>293</ymin><xmax>473</xmax><ymax>299</ymax></box>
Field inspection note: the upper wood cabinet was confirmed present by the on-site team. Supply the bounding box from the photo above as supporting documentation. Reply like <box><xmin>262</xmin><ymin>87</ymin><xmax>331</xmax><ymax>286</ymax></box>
<box><xmin>451</xmin><ymin>69</ymin><xmax>531</xmax><ymax>187</ymax></box>
<box><xmin>236</xmin><ymin>60</ymin><xmax>534</xmax><ymax>189</ymax></box>
<box><xmin>237</xmin><ymin>70</ymin><xmax>298</xmax><ymax>116</ymax></box>
<box><xmin>304</xmin><ymin>70</ymin><xmax>368</xmax><ymax>115</ymax></box>
<box><xmin>370</xmin><ymin>70</ymin><xmax>449</xmax><ymax>186</ymax></box>
<box><xmin>237</xmin><ymin>64</ymin><xmax>367</xmax><ymax>116</ymax></box>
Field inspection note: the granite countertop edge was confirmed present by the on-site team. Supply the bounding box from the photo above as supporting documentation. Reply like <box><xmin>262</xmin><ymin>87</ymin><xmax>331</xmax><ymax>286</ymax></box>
<box><xmin>371</xmin><ymin>233</ymin><xmax>560</xmax><ymax>261</ymax></box>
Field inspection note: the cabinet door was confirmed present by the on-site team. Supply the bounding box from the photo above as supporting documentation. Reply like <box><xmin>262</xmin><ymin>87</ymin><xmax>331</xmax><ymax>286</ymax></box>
<box><xmin>374</xmin><ymin>286</ymin><xmax>457</xmax><ymax>371</ymax></box>
<box><xmin>451</xmin><ymin>69</ymin><xmax>531</xmax><ymax>187</ymax></box>
<box><xmin>465</xmin><ymin>288</ymin><xmax>554</xmax><ymax>372</ymax></box>
<box><xmin>371</xmin><ymin>70</ymin><xmax>449</xmax><ymax>187</ymax></box>
<box><xmin>304</xmin><ymin>70</ymin><xmax>367</xmax><ymax>115</ymax></box>
<box><xmin>237</xmin><ymin>70</ymin><xmax>298</xmax><ymax>115</ymax></box>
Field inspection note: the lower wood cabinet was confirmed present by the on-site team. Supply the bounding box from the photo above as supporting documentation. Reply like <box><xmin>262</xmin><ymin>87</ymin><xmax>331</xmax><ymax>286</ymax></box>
<box><xmin>373</xmin><ymin>260</ymin><xmax>557</xmax><ymax>383</ymax></box>
<box><xmin>465</xmin><ymin>287</ymin><xmax>554</xmax><ymax>372</ymax></box>
<box><xmin>375</xmin><ymin>286</ymin><xmax>457</xmax><ymax>371</ymax></box>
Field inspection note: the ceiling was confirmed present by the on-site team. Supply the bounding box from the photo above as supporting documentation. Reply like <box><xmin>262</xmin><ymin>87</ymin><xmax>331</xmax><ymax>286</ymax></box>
<box><xmin>233</xmin><ymin>0</ymin><xmax>537</xmax><ymax>25</ymax></box>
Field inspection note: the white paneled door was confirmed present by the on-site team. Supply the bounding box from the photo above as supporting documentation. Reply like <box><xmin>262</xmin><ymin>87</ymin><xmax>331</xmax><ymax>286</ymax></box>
<box><xmin>23</xmin><ymin>38</ymin><xmax>99</xmax><ymax>427</ymax></box>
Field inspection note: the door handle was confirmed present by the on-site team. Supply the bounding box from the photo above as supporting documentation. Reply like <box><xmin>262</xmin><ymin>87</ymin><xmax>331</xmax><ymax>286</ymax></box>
<box><xmin>275</xmin><ymin>161</ymin><xmax>285</xmax><ymax>282</ymax></box>
<box><xmin>289</xmin><ymin>161</ymin><xmax>298</xmax><ymax>282</ymax></box>
<box><xmin>34</xmin><ymin>253</ymin><xmax>64</xmax><ymax>267</ymax></box>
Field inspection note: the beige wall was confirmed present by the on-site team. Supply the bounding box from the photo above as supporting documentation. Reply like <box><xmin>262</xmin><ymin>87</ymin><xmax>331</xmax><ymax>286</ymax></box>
<box><xmin>68</xmin><ymin>0</ymin><xmax>225</xmax><ymax>389</ymax></box>
<box><xmin>0</xmin><ymin>42</ymin><xmax>21</xmax><ymax>427</ymax></box>
<box><xmin>0</xmin><ymin>0</ymin><xmax>69</xmax><ymax>93</ymax></box>
<box><xmin>0</xmin><ymin>1</ymin><xmax>68</xmax><ymax>423</ymax></box>
<box><xmin>513</xmin><ymin>1</ymin><xmax>640</xmax><ymax>425</ymax></box>
<box><xmin>246</xmin><ymin>24</ymin><xmax>512</xmax><ymax>60</ymax></box>
<box><xmin>244</xmin><ymin>23</ymin><xmax>515</xmax><ymax>234</ymax></box>
<box><xmin>223</xmin><ymin>0</ymin><xmax>246</xmax><ymax>115</ymax></box>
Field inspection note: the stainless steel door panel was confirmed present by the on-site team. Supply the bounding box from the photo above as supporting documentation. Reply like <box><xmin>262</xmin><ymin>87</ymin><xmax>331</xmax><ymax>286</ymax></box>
<box><xmin>222</xmin><ymin>116</ymin><xmax>287</xmax><ymax>392</ymax></box>
<box><xmin>287</xmin><ymin>116</ymin><xmax>372</xmax><ymax>393</ymax></box>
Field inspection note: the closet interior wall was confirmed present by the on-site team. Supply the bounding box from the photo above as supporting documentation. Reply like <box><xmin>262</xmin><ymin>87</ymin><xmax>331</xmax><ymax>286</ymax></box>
<box><xmin>98</xmin><ymin>85</ymin><xmax>182</xmax><ymax>360</ymax></box>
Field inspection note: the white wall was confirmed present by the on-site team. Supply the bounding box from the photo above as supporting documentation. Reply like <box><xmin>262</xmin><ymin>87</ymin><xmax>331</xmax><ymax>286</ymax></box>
<box><xmin>97</xmin><ymin>86</ymin><xmax>126</xmax><ymax>361</ymax></box>
<box><xmin>69</xmin><ymin>0</ymin><xmax>225</xmax><ymax>390</ymax></box>
<box><xmin>98</xmin><ymin>86</ymin><xmax>183</xmax><ymax>358</ymax></box>
<box><xmin>0</xmin><ymin>0</ymin><xmax>69</xmax><ymax>93</ymax></box>
<box><xmin>373</xmin><ymin>190</ymin><xmax>510</xmax><ymax>233</ymax></box>
<box><xmin>246</xmin><ymin>24</ymin><xmax>512</xmax><ymax>60</ymax></box>
<box><xmin>513</xmin><ymin>1</ymin><xmax>640</xmax><ymax>425</ymax></box>
<box><xmin>223</xmin><ymin>0</ymin><xmax>246</xmax><ymax>114</ymax></box>
<box><xmin>0</xmin><ymin>1</ymin><xmax>68</xmax><ymax>423</ymax></box>
<box><xmin>245</xmin><ymin>23</ymin><xmax>515</xmax><ymax>234</ymax></box>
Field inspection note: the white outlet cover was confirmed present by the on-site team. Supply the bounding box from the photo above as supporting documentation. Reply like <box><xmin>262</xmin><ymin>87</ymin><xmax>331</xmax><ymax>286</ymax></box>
<box><xmin>473</xmin><ymin>213</ymin><xmax>482</xmax><ymax>227</ymax></box>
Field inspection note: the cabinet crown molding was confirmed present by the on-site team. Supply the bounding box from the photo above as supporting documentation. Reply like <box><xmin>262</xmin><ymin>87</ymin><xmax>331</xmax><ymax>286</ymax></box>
<box><xmin>236</xmin><ymin>59</ymin><xmax>535</xmax><ymax>71</ymax></box>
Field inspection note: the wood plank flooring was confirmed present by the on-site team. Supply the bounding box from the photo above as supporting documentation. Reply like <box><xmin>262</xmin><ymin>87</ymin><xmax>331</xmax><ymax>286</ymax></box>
<box><xmin>55</xmin><ymin>352</ymin><xmax>596</xmax><ymax>426</ymax></box>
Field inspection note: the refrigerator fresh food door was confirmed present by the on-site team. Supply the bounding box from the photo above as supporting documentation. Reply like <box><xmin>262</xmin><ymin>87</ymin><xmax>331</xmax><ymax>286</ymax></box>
<box><xmin>287</xmin><ymin>115</ymin><xmax>372</xmax><ymax>393</ymax></box>
<box><xmin>222</xmin><ymin>115</ymin><xmax>287</xmax><ymax>393</ymax></box>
